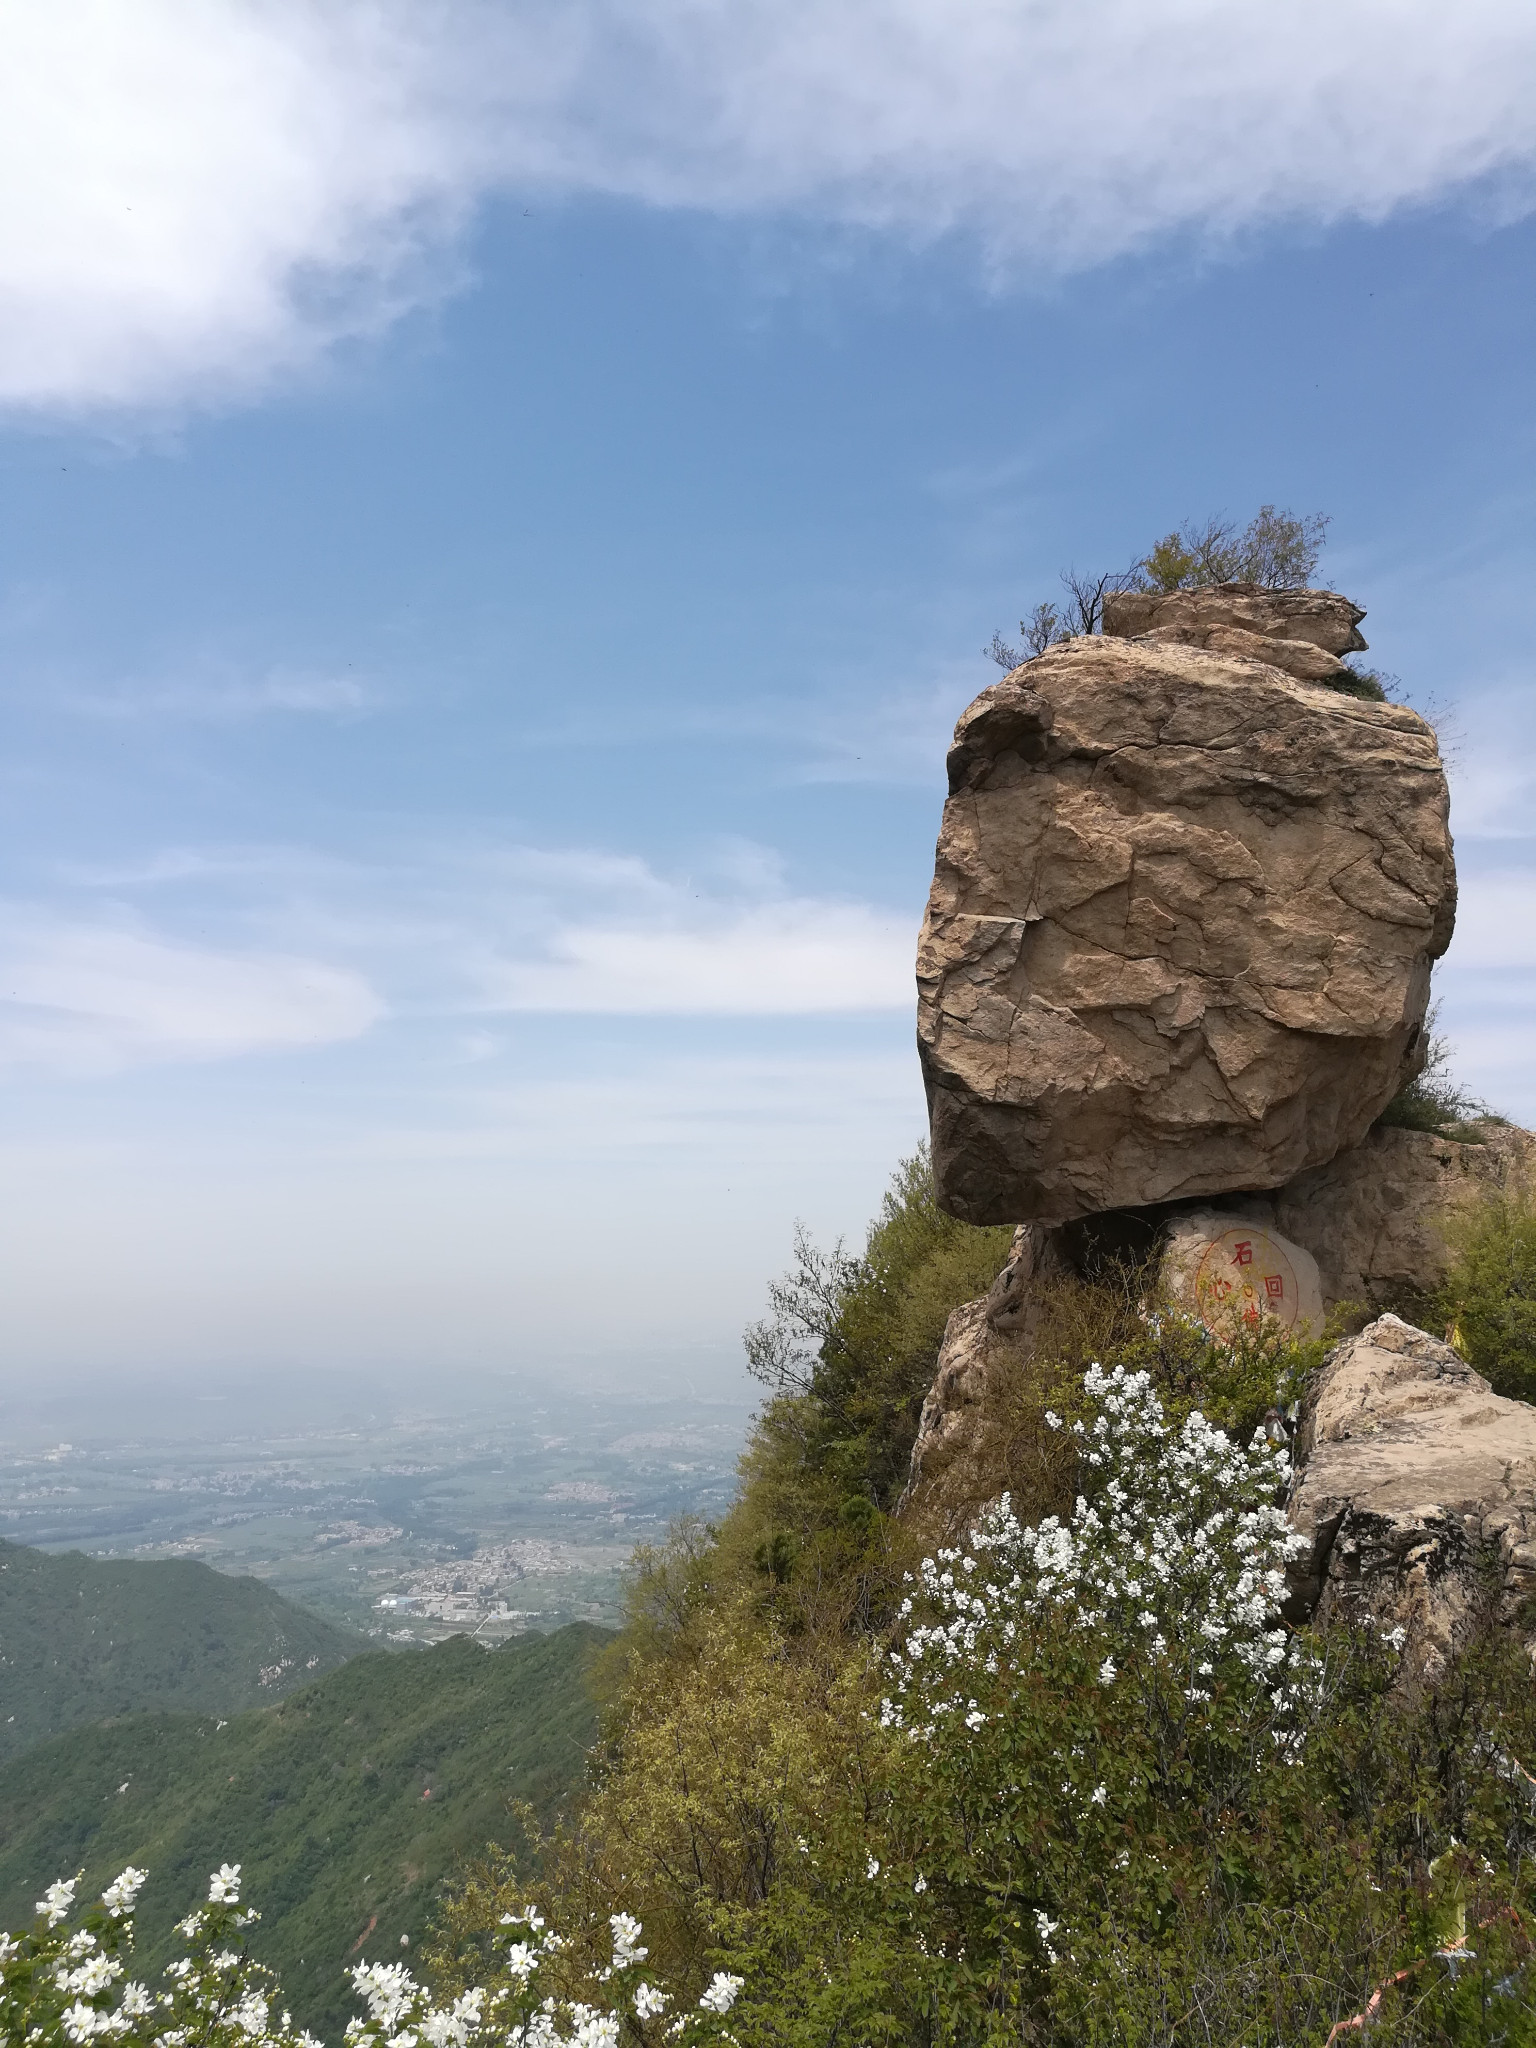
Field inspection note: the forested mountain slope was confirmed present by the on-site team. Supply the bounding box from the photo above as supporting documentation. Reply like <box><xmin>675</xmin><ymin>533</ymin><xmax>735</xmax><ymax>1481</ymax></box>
<box><xmin>0</xmin><ymin>1539</ymin><xmax>361</xmax><ymax>1763</ymax></box>
<box><xmin>0</xmin><ymin>1623</ymin><xmax>604</xmax><ymax>2041</ymax></box>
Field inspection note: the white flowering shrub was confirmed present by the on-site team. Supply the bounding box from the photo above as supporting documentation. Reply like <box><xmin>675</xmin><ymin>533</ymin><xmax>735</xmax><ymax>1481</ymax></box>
<box><xmin>0</xmin><ymin>1862</ymin><xmax>320</xmax><ymax>2048</ymax></box>
<box><xmin>344</xmin><ymin>1904</ymin><xmax>741</xmax><ymax>2048</ymax></box>
<box><xmin>871</xmin><ymin>1364</ymin><xmax>1320</xmax><ymax>1989</ymax></box>
<box><xmin>2</xmin><ymin>1870</ymin><xmax>741</xmax><ymax>2048</ymax></box>
<box><xmin>886</xmin><ymin>1362</ymin><xmax>1310</xmax><ymax>1738</ymax></box>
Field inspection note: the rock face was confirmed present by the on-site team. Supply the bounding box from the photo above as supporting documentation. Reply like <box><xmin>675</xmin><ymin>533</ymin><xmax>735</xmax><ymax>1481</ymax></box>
<box><xmin>918</xmin><ymin>605</ymin><xmax>1456</xmax><ymax>1226</ymax></box>
<box><xmin>1160</xmin><ymin>1211</ymin><xmax>1324</xmax><ymax>1337</ymax></box>
<box><xmin>900</xmin><ymin>1224</ymin><xmax>1060</xmax><ymax>1522</ymax></box>
<box><xmin>1275</xmin><ymin>1121</ymin><xmax>1536</xmax><ymax>1310</ymax></box>
<box><xmin>1101</xmin><ymin>583</ymin><xmax>1368</xmax><ymax>686</ymax></box>
<box><xmin>1287</xmin><ymin>1314</ymin><xmax>1536</xmax><ymax>1679</ymax></box>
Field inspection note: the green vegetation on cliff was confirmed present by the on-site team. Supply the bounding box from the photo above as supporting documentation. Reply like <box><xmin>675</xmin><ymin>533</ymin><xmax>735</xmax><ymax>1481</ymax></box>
<box><xmin>418</xmin><ymin>1157</ymin><xmax>1536</xmax><ymax>2045</ymax></box>
<box><xmin>0</xmin><ymin>1623</ymin><xmax>604</xmax><ymax>2042</ymax></box>
<box><xmin>0</xmin><ymin>1540</ymin><xmax>362</xmax><ymax>1765</ymax></box>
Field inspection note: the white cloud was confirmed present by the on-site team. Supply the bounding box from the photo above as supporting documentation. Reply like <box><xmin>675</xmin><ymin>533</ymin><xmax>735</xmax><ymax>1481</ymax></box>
<box><xmin>4</xmin><ymin>0</ymin><xmax>1536</xmax><ymax>413</ymax></box>
<box><xmin>61</xmin><ymin>666</ymin><xmax>375</xmax><ymax>721</ymax></box>
<box><xmin>0</xmin><ymin>915</ymin><xmax>383</xmax><ymax>1074</ymax></box>
<box><xmin>50</xmin><ymin>833</ymin><xmax>917</xmax><ymax>1018</ymax></box>
<box><xmin>486</xmin><ymin>895</ymin><xmax>914</xmax><ymax>1014</ymax></box>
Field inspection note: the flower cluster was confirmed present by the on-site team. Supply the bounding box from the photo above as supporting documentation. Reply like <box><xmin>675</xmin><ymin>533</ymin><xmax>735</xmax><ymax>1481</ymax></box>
<box><xmin>883</xmin><ymin>1362</ymin><xmax>1315</xmax><ymax>1746</ymax></box>
<box><xmin>0</xmin><ymin>1861</ymin><xmax>315</xmax><ymax>2048</ymax></box>
<box><xmin>346</xmin><ymin>1903</ymin><xmax>741</xmax><ymax>2048</ymax></box>
<box><xmin>4</xmin><ymin>1871</ymin><xmax>744</xmax><ymax>2048</ymax></box>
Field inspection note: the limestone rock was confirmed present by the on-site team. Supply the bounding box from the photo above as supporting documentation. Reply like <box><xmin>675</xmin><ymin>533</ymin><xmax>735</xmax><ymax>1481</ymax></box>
<box><xmin>1287</xmin><ymin>1314</ymin><xmax>1536</xmax><ymax>1679</ymax></box>
<box><xmin>899</xmin><ymin>1225</ymin><xmax>1062</xmax><ymax>1523</ymax></box>
<box><xmin>1275</xmin><ymin>1121</ymin><xmax>1536</xmax><ymax>1310</ymax></box>
<box><xmin>1160</xmin><ymin>1211</ymin><xmax>1324</xmax><ymax>1337</ymax></box>
<box><xmin>899</xmin><ymin>1299</ymin><xmax>1006</xmax><ymax>1517</ymax></box>
<box><xmin>1102</xmin><ymin>583</ymin><xmax>1368</xmax><ymax>685</ymax></box>
<box><xmin>919</xmin><ymin>614</ymin><xmax>1456</xmax><ymax>1226</ymax></box>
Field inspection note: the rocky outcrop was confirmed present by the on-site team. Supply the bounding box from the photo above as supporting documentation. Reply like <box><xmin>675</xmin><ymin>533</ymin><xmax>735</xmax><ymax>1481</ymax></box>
<box><xmin>918</xmin><ymin>604</ymin><xmax>1456</xmax><ymax>1226</ymax></box>
<box><xmin>900</xmin><ymin>1224</ymin><xmax>1061</xmax><ymax>1521</ymax></box>
<box><xmin>1287</xmin><ymin>1314</ymin><xmax>1536</xmax><ymax>1679</ymax></box>
<box><xmin>1275</xmin><ymin>1121</ymin><xmax>1536</xmax><ymax>1310</ymax></box>
<box><xmin>899</xmin><ymin>1300</ymin><xmax>1010</xmax><ymax>1517</ymax></box>
<box><xmin>1101</xmin><ymin>583</ymin><xmax>1368</xmax><ymax>686</ymax></box>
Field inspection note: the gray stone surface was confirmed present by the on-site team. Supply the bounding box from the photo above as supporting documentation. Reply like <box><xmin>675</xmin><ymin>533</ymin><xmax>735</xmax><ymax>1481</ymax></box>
<box><xmin>1287</xmin><ymin>1314</ymin><xmax>1536</xmax><ymax>1679</ymax></box>
<box><xmin>918</xmin><ymin>615</ymin><xmax>1456</xmax><ymax>1225</ymax></box>
<box><xmin>1275</xmin><ymin>1121</ymin><xmax>1536</xmax><ymax>1310</ymax></box>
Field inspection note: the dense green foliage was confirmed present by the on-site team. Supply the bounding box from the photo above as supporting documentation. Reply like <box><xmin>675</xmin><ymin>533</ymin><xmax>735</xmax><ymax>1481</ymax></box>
<box><xmin>0</xmin><ymin>1623</ymin><xmax>605</xmax><ymax>2041</ymax></box>
<box><xmin>0</xmin><ymin>1539</ymin><xmax>361</xmax><ymax>1765</ymax></box>
<box><xmin>1437</xmin><ymin>1188</ymin><xmax>1536</xmax><ymax>1404</ymax></box>
<box><xmin>417</xmin><ymin>1157</ymin><xmax>1536</xmax><ymax>2045</ymax></box>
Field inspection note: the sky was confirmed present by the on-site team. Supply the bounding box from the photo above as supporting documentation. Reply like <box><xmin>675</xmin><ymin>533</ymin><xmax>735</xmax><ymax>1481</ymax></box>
<box><xmin>0</xmin><ymin>0</ymin><xmax>1533</xmax><ymax>1406</ymax></box>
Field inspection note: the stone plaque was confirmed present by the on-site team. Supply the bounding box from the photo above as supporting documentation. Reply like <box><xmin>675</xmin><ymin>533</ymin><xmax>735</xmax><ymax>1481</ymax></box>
<box><xmin>1161</xmin><ymin>1211</ymin><xmax>1324</xmax><ymax>1339</ymax></box>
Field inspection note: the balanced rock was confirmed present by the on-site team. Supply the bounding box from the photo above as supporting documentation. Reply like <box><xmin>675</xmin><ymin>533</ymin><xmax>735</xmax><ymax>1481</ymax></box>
<box><xmin>1287</xmin><ymin>1314</ymin><xmax>1536</xmax><ymax>1679</ymax></box>
<box><xmin>918</xmin><ymin>600</ymin><xmax>1456</xmax><ymax>1225</ymax></box>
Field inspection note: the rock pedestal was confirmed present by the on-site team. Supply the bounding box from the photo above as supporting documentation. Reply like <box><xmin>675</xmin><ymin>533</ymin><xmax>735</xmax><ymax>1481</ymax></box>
<box><xmin>918</xmin><ymin>603</ymin><xmax>1456</xmax><ymax>1226</ymax></box>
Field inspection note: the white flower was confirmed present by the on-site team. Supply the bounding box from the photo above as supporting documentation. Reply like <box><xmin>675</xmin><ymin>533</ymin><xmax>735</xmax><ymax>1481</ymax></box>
<box><xmin>1098</xmin><ymin>1657</ymin><xmax>1117</xmax><ymax>1684</ymax></box>
<box><xmin>60</xmin><ymin>2000</ymin><xmax>115</xmax><ymax>2042</ymax></box>
<box><xmin>1090</xmin><ymin>1784</ymin><xmax>1108</xmax><ymax>1806</ymax></box>
<box><xmin>634</xmin><ymin>1982</ymin><xmax>670</xmax><ymax>2019</ymax></box>
<box><xmin>609</xmin><ymin>1912</ymin><xmax>647</xmax><ymax>1971</ymax></box>
<box><xmin>913</xmin><ymin>1873</ymin><xmax>928</xmax><ymax>1895</ymax></box>
<box><xmin>698</xmin><ymin>1972</ymin><xmax>744</xmax><ymax>2015</ymax></box>
<box><xmin>101</xmin><ymin>1867</ymin><xmax>148</xmax><ymax>1920</ymax></box>
<box><xmin>37</xmin><ymin>1878</ymin><xmax>77</xmax><ymax>1928</ymax></box>
<box><xmin>506</xmin><ymin>1943</ymin><xmax>538</xmax><ymax>1983</ymax></box>
<box><xmin>866</xmin><ymin>1856</ymin><xmax>880</xmax><ymax>1879</ymax></box>
<box><xmin>207</xmin><ymin>1864</ymin><xmax>242</xmax><ymax>1904</ymax></box>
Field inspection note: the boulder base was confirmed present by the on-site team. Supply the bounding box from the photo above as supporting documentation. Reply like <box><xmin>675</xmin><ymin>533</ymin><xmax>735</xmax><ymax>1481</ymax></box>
<box><xmin>919</xmin><ymin>614</ymin><xmax>1456</xmax><ymax>1225</ymax></box>
<box><xmin>1275</xmin><ymin>1121</ymin><xmax>1536</xmax><ymax>1309</ymax></box>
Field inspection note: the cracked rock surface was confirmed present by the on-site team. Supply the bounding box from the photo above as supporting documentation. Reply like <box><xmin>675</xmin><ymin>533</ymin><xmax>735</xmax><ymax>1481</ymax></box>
<box><xmin>1286</xmin><ymin>1314</ymin><xmax>1536</xmax><ymax>1680</ymax></box>
<box><xmin>918</xmin><ymin>611</ymin><xmax>1456</xmax><ymax>1225</ymax></box>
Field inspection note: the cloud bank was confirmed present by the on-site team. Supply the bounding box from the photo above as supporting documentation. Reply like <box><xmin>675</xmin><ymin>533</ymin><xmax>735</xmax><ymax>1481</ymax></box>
<box><xmin>4</xmin><ymin>0</ymin><xmax>1536</xmax><ymax>411</ymax></box>
<box><xmin>0</xmin><ymin>916</ymin><xmax>383</xmax><ymax>1075</ymax></box>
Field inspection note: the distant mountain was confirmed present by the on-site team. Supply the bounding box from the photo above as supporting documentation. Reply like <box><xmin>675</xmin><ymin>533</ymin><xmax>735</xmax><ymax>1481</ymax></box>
<box><xmin>0</xmin><ymin>1624</ymin><xmax>605</xmax><ymax>2043</ymax></box>
<box><xmin>0</xmin><ymin>1539</ymin><xmax>361</xmax><ymax>1764</ymax></box>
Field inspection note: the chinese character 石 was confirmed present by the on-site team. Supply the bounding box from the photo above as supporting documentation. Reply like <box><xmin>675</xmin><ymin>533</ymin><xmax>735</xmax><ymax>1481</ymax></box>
<box><xmin>1231</xmin><ymin>1240</ymin><xmax>1254</xmax><ymax>1267</ymax></box>
<box><xmin>1265</xmin><ymin>1273</ymin><xmax>1285</xmax><ymax>1300</ymax></box>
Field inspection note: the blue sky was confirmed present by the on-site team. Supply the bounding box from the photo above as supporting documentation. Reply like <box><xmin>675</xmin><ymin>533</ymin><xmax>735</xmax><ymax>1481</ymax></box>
<box><xmin>0</xmin><ymin>2</ymin><xmax>1533</xmax><ymax>1399</ymax></box>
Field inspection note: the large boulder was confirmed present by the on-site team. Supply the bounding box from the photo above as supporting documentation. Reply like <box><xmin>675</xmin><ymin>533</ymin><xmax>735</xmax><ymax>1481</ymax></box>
<box><xmin>918</xmin><ymin>604</ymin><xmax>1456</xmax><ymax>1225</ymax></box>
<box><xmin>1287</xmin><ymin>1314</ymin><xmax>1536</xmax><ymax>1679</ymax></box>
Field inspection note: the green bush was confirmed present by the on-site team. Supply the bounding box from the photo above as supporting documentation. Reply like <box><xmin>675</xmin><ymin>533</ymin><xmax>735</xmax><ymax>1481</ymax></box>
<box><xmin>1440</xmin><ymin>1190</ymin><xmax>1536</xmax><ymax>1404</ymax></box>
